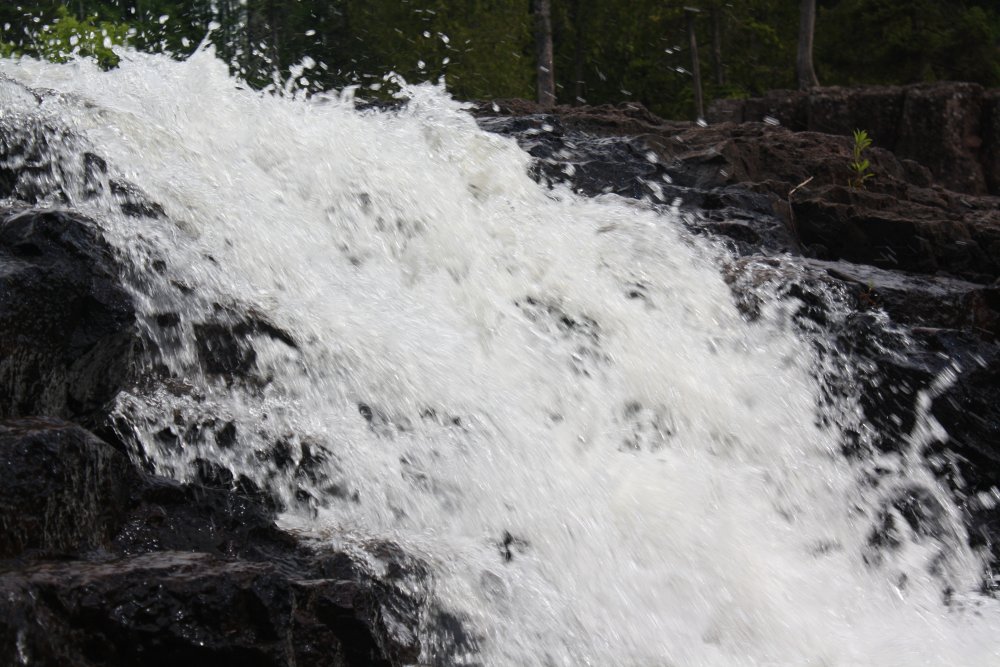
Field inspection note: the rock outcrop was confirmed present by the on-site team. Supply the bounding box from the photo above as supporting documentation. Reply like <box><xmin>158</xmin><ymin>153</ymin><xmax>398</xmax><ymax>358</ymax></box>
<box><xmin>476</xmin><ymin>99</ymin><xmax>1000</xmax><ymax>284</ymax></box>
<box><xmin>0</xmin><ymin>207</ymin><xmax>139</xmax><ymax>430</ymax></box>
<box><xmin>0</xmin><ymin>418</ymin><xmax>424</xmax><ymax>667</ymax></box>
<box><xmin>707</xmin><ymin>82</ymin><xmax>1000</xmax><ymax>195</ymax></box>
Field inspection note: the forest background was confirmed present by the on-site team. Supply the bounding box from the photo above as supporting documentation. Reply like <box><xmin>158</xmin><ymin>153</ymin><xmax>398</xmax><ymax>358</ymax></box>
<box><xmin>1</xmin><ymin>1</ymin><xmax>999</xmax><ymax>120</ymax></box>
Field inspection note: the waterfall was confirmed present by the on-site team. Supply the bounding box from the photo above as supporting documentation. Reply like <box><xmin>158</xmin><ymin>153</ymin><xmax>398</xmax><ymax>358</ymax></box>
<box><xmin>2</xmin><ymin>48</ymin><xmax>998</xmax><ymax>665</ymax></box>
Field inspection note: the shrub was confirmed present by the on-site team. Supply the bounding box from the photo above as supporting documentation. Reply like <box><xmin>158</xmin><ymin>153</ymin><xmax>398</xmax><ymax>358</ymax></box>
<box><xmin>849</xmin><ymin>128</ymin><xmax>874</xmax><ymax>189</ymax></box>
<box><xmin>1</xmin><ymin>6</ymin><xmax>129</xmax><ymax>70</ymax></box>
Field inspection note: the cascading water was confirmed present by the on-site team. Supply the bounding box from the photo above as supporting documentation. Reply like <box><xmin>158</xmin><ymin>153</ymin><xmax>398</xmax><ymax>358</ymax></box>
<box><xmin>2</xmin><ymin>47</ymin><xmax>998</xmax><ymax>665</ymax></box>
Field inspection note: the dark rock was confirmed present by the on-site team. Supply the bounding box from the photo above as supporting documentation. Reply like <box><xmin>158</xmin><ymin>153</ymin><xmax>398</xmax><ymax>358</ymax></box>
<box><xmin>215</xmin><ymin>420</ymin><xmax>238</xmax><ymax>449</ymax></box>
<box><xmin>0</xmin><ymin>207</ymin><xmax>138</xmax><ymax>428</ymax></box>
<box><xmin>816</xmin><ymin>260</ymin><xmax>1000</xmax><ymax>338</ymax></box>
<box><xmin>0</xmin><ymin>419</ymin><xmax>428</xmax><ymax>666</ymax></box>
<box><xmin>0</xmin><ymin>75</ymin><xmax>164</xmax><ymax>216</ymax></box>
<box><xmin>497</xmin><ymin>531</ymin><xmax>528</xmax><ymax>563</ymax></box>
<box><xmin>0</xmin><ymin>418</ymin><xmax>137</xmax><ymax>557</ymax></box>
<box><xmin>476</xmin><ymin>114</ymin><xmax>678</xmax><ymax>201</ymax></box>
<box><xmin>118</xmin><ymin>470</ymin><xmax>287</xmax><ymax>557</ymax></box>
<box><xmin>192</xmin><ymin>305</ymin><xmax>297</xmax><ymax>383</ymax></box>
<box><xmin>896</xmin><ymin>83</ymin><xmax>986</xmax><ymax>195</ymax></box>
<box><xmin>0</xmin><ymin>552</ymin><xmax>404</xmax><ymax>667</ymax></box>
<box><xmin>807</xmin><ymin>86</ymin><xmax>906</xmax><ymax>148</ymax></box>
<box><xmin>922</xmin><ymin>331</ymin><xmax>1000</xmax><ymax>470</ymax></box>
<box><xmin>792</xmin><ymin>185</ymin><xmax>1000</xmax><ymax>282</ymax></box>
<box><xmin>109</xmin><ymin>179</ymin><xmax>167</xmax><ymax>219</ymax></box>
<box><xmin>707</xmin><ymin>82</ymin><xmax>998</xmax><ymax>196</ymax></box>
<box><xmin>473</xmin><ymin>98</ymin><xmax>681</xmax><ymax>138</ymax></box>
<box><xmin>984</xmin><ymin>90</ymin><xmax>1000</xmax><ymax>195</ymax></box>
<box><xmin>478</xmin><ymin>103</ymin><xmax>1000</xmax><ymax>282</ymax></box>
<box><xmin>0</xmin><ymin>112</ymin><xmax>81</xmax><ymax>204</ymax></box>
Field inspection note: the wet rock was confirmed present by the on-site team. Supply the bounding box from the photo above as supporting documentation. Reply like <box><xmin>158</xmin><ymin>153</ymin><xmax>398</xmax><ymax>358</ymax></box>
<box><xmin>921</xmin><ymin>331</ymin><xmax>1000</xmax><ymax>471</ymax></box>
<box><xmin>480</xmin><ymin>103</ymin><xmax>1000</xmax><ymax>284</ymax></box>
<box><xmin>0</xmin><ymin>207</ymin><xmax>138</xmax><ymax>428</ymax></box>
<box><xmin>0</xmin><ymin>113</ymin><xmax>82</xmax><ymax>204</ymax></box>
<box><xmin>0</xmin><ymin>418</ymin><xmax>137</xmax><ymax>557</ymax></box>
<box><xmin>816</xmin><ymin>260</ymin><xmax>1000</xmax><ymax>338</ymax></box>
<box><xmin>476</xmin><ymin>113</ymin><xmax>678</xmax><ymax>202</ymax></box>
<box><xmin>120</xmin><ymin>469</ymin><xmax>287</xmax><ymax>557</ymax></box>
<box><xmin>792</xmin><ymin>185</ymin><xmax>1000</xmax><ymax>282</ymax></box>
<box><xmin>0</xmin><ymin>75</ymin><xmax>164</xmax><ymax>215</ymax></box>
<box><xmin>497</xmin><ymin>531</ymin><xmax>529</xmax><ymax>563</ymax></box>
<box><xmin>192</xmin><ymin>305</ymin><xmax>297</xmax><ymax>383</ymax></box>
<box><xmin>479</xmin><ymin>99</ymin><xmax>1000</xmax><ymax>580</ymax></box>
<box><xmin>727</xmin><ymin>256</ymin><xmax>1000</xmax><ymax>447</ymax></box>
<box><xmin>0</xmin><ymin>419</ymin><xmax>427</xmax><ymax>666</ymax></box>
<box><xmin>0</xmin><ymin>552</ymin><xmax>404</xmax><ymax>667</ymax></box>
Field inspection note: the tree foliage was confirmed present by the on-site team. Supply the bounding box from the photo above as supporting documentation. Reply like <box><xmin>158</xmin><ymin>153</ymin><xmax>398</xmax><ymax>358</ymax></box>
<box><xmin>0</xmin><ymin>6</ymin><xmax>128</xmax><ymax>69</ymax></box>
<box><xmin>1</xmin><ymin>0</ymin><xmax>998</xmax><ymax>118</ymax></box>
<box><xmin>817</xmin><ymin>0</ymin><xmax>1000</xmax><ymax>86</ymax></box>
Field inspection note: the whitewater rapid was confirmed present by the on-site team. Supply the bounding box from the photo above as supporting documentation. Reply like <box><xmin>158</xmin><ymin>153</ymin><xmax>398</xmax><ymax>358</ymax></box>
<box><xmin>1</xmin><ymin>48</ymin><xmax>998</xmax><ymax>665</ymax></box>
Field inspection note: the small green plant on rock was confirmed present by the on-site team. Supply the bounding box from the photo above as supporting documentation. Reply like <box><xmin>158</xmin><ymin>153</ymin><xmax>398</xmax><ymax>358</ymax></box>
<box><xmin>849</xmin><ymin>128</ymin><xmax>874</xmax><ymax>189</ymax></box>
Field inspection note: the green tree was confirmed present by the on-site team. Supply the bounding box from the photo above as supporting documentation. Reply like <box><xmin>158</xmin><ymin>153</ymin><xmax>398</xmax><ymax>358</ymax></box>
<box><xmin>1</xmin><ymin>0</ymin><xmax>998</xmax><ymax>118</ymax></box>
<box><xmin>817</xmin><ymin>0</ymin><xmax>1000</xmax><ymax>86</ymax></box>
<box><xmin>1</xmin><ymin>5</ymin><xmax>129</xmax><ymax>69</ymax></box>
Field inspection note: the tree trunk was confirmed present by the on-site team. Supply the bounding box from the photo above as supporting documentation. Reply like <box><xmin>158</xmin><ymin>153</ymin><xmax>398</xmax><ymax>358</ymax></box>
<box><xmin>571</xmin><ymin>0</ymin><xmax>585</xmax><ymax>104</ymax></box>
<box><xmin>533</xmin><ymin>0</ymin><xmax>556</xmax><ymax>107</ymax></box>
<box><xmin>711</xmin><ymin>6</ymin><xmax>725</xmax><ymax>86</ymax></box>
<box><xmin>797</xmin><ymin>0</ymin><xmax>819</xmax><ymax>90</ymax></box>
<box><xmin>686</xmin><ymin>9</ymin><xmax>704</xmax><ymax>121</ymax></box>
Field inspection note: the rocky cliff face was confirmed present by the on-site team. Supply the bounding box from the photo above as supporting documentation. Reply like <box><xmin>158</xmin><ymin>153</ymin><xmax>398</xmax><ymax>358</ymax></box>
<box><xmin>707</xmin><ymin>82</ymin><xmax>1000</xmax><ymax>196</ymax></box>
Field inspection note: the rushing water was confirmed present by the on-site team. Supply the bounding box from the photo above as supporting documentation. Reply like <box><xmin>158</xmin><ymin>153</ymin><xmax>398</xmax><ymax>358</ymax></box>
<box><xmin>2</xmin><ymin>48</ymin><xmax>999</xmax><ymax>665</ymax></box>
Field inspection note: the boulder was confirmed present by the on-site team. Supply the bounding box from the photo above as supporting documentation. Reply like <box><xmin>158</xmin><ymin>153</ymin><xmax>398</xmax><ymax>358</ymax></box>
<box><xmin>0</xmin><ymin>418</ymin><xmax>427</xmax><ymax>666</ymax></box>
<box><xmin>0</xmin><ymin>207</ymin><xmax>138</xmax><ymax>428</ymax></box>
<box><xmin>806</xmin><ymin>86</ymin><xmax>906</xmax><ymax>148</ymax></box>
<box><xmin>0</xmin><ymin>418</ymin><xmax>137</xmax><ymax>557</ymax></box>
<box><xmin>0</xmin><ymin>552</ymin><xmax>406</xmax><ymax>667</ymax></box>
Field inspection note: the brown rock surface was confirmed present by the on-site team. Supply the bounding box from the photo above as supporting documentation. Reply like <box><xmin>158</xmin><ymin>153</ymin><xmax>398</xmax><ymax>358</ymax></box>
<box><xmin>707</xmin><ymin>82</ymin><xmax>999</xmax><ymax>196</ymax></box>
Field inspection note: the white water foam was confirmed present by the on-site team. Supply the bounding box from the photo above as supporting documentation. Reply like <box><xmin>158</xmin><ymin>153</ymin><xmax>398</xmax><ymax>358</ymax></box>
<box><xmin>2</xmin><ymin>48</ymin><xmax>998</xmax><ymax>665</ymax></box>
